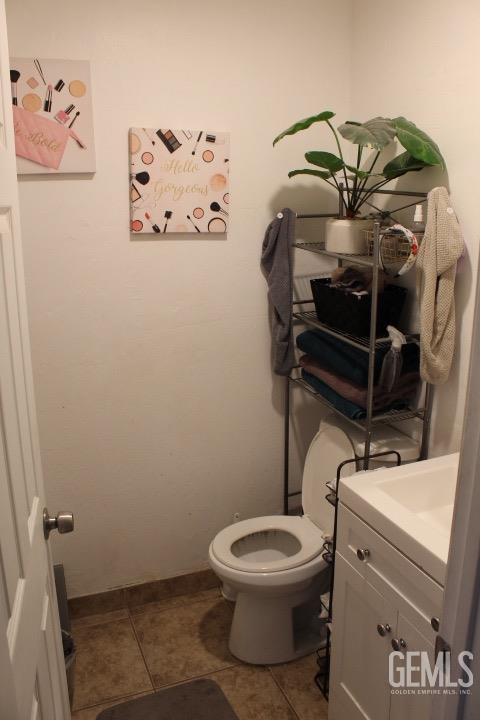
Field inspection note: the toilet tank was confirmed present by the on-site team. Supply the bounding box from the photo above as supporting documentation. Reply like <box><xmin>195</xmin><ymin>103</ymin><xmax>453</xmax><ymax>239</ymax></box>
<box><xmin>301</xmin><ymin>415</ymin><xmax>420</xmax><ymax>535</ymax></box>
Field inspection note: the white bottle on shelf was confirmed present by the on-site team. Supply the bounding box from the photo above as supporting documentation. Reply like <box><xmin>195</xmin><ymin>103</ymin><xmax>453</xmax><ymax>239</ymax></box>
<box><xmin>412</xmin><ymin>204</ymin><xmax>425</xmax><ymax>241</ymax></box>
<box><xmin>379</xmin><ymin>326</ymin><xmax>407</xmax><ymax>392</ymax></box>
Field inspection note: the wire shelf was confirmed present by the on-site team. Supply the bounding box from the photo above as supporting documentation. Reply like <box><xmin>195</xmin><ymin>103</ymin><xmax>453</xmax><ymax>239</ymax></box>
<box><xmin>289</xmin><ymin>375</ymin><xmax>425</xmax><ymax>429</ymax></box>
<box><xmin>294</xmin><ymin>241</ymin><xmax>374</xmax><ymax>267</ymax></box>
<box><xmin>293</xmin><ymin>310</ymin><xmax>420</xmax><ymax>352</ymax></box>
<box><xmin>293</xmin><ymin>310</ymin><xmax>390</xmax><ymax>351</ymax></box>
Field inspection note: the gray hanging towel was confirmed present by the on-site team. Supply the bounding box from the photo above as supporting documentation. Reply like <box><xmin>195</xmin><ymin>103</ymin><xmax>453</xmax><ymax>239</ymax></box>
<box><xmin>261</xmin><ymin>209</ymin><xmax>296</xmax><ymax>375</ymax></box>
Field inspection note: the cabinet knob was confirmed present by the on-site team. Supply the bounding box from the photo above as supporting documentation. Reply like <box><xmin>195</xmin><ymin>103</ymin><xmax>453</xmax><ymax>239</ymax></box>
<box><xmin>391</xmin><ymin>638</ymin><xmax>407</xmax><ymax>651</ymax></box>
<box><xmin>431</xmin><ymin>617</ymin><xmax>440</xmax><ymax>632</ymax></box>
<box><xmin>356</xmin><ymin>548</ymin><xmax>370</xmax><ymax>562</ymax></box>
<box><xmin>377</xmin><ymin>623</ymin><xmax>391</xmax><ymax>637</ymax></box>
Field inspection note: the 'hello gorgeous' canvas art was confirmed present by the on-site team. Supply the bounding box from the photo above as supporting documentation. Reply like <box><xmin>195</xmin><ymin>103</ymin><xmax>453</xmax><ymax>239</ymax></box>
<box><xmin>129</xmin><ymin>128</ymin><xmax>229</xmax><ymax>235</ymax></box>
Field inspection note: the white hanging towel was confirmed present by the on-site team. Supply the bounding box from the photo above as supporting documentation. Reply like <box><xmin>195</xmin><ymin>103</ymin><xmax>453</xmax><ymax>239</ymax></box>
<box><xmin>417</xmin><ymin>187</ymin><xmax>464</xmax><ymax>385</ymax></box>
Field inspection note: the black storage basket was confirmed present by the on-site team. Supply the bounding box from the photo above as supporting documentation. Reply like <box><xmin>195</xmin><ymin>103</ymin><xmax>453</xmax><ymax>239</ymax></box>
<box><xmin>310</xmin><ymin>277</ymin><xmax>407</xmax><ymax>338</ymax></box>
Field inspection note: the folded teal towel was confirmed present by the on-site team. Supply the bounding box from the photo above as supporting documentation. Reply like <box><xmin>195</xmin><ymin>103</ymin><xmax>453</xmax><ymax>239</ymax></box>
<box><xmin>301</xmin><ymin>370</ymin><xmax>408</xmax><ymax>420</ymax></box>
<box><xmin>296</xmin><ymin>329</ymin><xmax>419</xmax><ymax>387</ymax></box>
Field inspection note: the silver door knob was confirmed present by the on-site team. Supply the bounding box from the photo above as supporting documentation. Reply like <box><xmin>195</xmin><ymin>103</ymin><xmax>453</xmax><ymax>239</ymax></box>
<box><xmin>391</xmin><ymin>638</ymin><xmax>407</xmax><ymax>651</ymax></box>
<box><xmin>356</xmin><ymin>548</ymin><xmax>370</xmax><ymax>562</ymax></box>
<box><xmin>43</xmin><ymin>508</ymin><xmax>74</xmax><ymax>539</ymax></box>
<box><xmin>377</xmin><ymin>623</ymin><xmax>391</xmax><ymax>637</ymax></box>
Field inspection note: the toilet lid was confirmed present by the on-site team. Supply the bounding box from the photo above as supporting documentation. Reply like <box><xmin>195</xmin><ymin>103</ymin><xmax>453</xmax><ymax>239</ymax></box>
<box><xmin>302</xmin><ymin>419</ymin><xmax>357</xmax><ymax>535</ymax></box>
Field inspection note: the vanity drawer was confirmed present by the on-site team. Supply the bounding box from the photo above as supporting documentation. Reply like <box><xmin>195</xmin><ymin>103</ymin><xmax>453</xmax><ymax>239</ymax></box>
<box><xmin>336</xmin><ymin>503</ymin><xmax>443</xmax><ymax>635</ymax></box>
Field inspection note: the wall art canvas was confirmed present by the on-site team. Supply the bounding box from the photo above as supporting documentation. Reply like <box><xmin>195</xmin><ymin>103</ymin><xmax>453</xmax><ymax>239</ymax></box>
<box><xmin>129</xmin><ymin>128</ymin><xmax>229</xmax><ymax>234</ymax></box>
<box><xmin>10</xmin><ymin>58</ymin><xmax>96</xmax><ymax>174</ymax></box>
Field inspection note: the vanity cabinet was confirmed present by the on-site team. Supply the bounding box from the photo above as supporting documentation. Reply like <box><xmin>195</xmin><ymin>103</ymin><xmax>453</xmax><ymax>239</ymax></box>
<box><xmin>328</xmin><ymin>504</ymin><xmax>442</xmax><ymax>720</ymax></box>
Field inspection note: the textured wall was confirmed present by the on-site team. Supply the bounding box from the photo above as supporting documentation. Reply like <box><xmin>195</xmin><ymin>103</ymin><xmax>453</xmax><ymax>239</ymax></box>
<box><xmin>6</xmin><ymin>0</ymin><xmax>352</xmax><ymax>596</ymax></box>
<box><xmin>351</xmin><ymin>0</ymin><xmax>480</xmax><ymax>455</ymax></box>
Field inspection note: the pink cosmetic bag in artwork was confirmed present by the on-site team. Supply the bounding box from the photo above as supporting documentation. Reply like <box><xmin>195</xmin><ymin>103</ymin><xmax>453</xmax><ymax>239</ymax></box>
<box><xmin>13</xmin><ymin>106</ymin><xmax>69</xmax><ymax>170</ymax></box>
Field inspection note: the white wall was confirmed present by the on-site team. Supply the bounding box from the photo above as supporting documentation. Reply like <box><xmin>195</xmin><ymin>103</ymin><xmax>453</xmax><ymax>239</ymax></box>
<box><xmin>6</xmin><ymin>0</ymin><xmax>353</xmax><ymax>596</ymax></box>
<box><xmin>351</xmin><ymin>0</ymin><xmax>480</xmax><ymax>455</ymax></box>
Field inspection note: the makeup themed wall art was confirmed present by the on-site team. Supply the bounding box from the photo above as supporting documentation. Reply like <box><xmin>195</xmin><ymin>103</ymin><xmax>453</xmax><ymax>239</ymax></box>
<box><xmin>129</xmin><ymin>128</ymin><xmax>230</xmax><ymax>234</ymax></box>
<box><xmin>10</xmin><ymin>58</ymin><xmax>95</xmax><ymax>174</ymax></box>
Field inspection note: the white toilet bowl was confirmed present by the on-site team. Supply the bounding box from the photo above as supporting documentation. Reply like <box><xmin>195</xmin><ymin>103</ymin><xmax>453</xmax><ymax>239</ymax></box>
<box><xmin>209</xmin><ymin>515</ymin><xmax>329</xmax><ymax>664</ymax></box>
<box><xmin>209</xmin><ymin>415</ymin><xmax>420</xmax><ymax>665</ymax></box>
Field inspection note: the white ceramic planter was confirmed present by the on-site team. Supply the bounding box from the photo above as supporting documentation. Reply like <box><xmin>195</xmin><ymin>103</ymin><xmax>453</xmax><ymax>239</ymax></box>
<box><xmin>325</xmin><ymin>217</ymin><xmax>374</xmax><ymax>255</ymax></box>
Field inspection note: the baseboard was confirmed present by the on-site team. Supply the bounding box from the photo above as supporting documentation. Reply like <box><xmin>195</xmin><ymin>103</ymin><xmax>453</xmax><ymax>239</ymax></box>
<box><xmin>68</xmin><ymin>568</ymin><xmax>220</xmax><ymax>619</ymax></box>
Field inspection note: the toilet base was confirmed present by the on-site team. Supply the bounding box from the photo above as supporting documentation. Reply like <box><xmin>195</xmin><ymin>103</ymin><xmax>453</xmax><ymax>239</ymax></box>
<box><xmin>228</xmin><ymin>582</ymin><xmax>327</xmax><ymax>665</ymax></box>
<box><xmin>221</xmin><ymin>582</ymin><xmax>238</xmax><ymax>602</ymax></box>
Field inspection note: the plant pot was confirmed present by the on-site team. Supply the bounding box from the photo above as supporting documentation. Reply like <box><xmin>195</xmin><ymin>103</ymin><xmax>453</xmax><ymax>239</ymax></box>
<box><xmin>325</xmin><ymin>217</ymin><xmax>374</xmax><ymax>255</ymax></box>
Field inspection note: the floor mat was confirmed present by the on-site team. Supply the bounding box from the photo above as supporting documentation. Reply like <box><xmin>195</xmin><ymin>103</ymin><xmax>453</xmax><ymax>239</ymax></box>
<box><xmin>96</xmin><ymin>679</ymin><xmax>239</xmax><ymax>720</ymax></box>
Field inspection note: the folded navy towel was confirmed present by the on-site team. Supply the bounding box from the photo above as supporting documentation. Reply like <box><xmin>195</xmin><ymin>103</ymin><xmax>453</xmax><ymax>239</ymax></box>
<box><xmin>296</xmin><ymin>329</ymin><xmax>419</xmax><ymax>387</ymax></box>
<box><xmin>301</xmin><ymin>370</ymin><xmax>409</xmax><ymax>420</ymax></box>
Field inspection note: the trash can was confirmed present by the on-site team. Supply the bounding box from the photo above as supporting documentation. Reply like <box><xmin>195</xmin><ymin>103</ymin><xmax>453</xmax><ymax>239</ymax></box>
<box><xmin>54</xmin><ymin>564</ymin><xmax>76</xmax><ymax>707</ymax></box>
<box><xmin>62</xmin><ymin>629</ymin><xmax>76</xmax><ymax>707</ymax></box>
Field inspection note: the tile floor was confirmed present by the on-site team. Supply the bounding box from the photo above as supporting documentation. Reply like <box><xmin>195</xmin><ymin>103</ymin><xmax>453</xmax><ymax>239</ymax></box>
<box><xmin>71</xmin><ymin>585</ymin><xmax>329</xmax><ymax>720</ymax></box>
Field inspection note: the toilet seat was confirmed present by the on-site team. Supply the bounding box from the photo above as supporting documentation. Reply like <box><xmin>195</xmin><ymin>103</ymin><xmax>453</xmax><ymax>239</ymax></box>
<box><xmin>211</xmin><ymin>515</ymin><xmax>324</xmax><ymax>573</ymax></box>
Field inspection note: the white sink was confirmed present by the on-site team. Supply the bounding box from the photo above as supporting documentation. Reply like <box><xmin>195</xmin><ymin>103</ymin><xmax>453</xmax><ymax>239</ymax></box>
<box><xmin>339</xmin><ymin>453</ymin><xmax>459</xmax><ymax>585</ymax></box>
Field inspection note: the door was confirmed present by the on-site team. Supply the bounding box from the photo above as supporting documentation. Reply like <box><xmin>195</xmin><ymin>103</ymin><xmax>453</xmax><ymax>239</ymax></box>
<box><xmin>329</xmin><ymin>553</ymin><xmax>396</xmax><ymax>720</ymax></box>
<box><xmin>390</xmin><ymin>614</ymin><xmax>435</xmax><ymax>720</ymax></box>
<box><xmin>432</xmin><ymin>249</ymin><xmax>480</xmax><ymax>720</ymax></box>
<box><xmin>0</xmin><ymin>2</ymin><xmax>72</xmax><ymax>718</ymax></box>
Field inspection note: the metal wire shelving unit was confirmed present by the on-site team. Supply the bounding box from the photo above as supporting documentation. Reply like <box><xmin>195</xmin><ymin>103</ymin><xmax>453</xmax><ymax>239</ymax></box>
<box><xmin>283</xmin><ymin>185</ymin><xmax>433</xmax><ymax>517</ymax></box>
<box><xmin>284</xmin><ymin>185</ymin><xmax>433</xmax><ymax>700</ymax></box>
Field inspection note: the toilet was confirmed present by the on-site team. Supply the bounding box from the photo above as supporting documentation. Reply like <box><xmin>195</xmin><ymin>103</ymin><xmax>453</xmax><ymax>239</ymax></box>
<box><xmin>208</xmin><ymin>414</ymin><xmax>419</xmax><ymax>665</ymax></box>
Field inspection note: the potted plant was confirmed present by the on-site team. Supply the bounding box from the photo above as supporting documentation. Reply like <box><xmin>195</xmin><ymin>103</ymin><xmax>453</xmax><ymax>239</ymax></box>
<box><xmin>273</xmin><ymin>112</ymin><xmax>444</xmax><ymax>253</ymax></box>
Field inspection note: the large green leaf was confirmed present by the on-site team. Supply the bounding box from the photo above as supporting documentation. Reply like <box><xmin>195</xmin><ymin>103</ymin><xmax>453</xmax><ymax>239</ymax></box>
<box><xmin>338</xmin><ymin>117</ymin><xmax>396</xmax><ymax>150</ymax></box>
<box><xmin>345</xmin><ymin>164</ymin><xmax>381</xmax><ymax>179</ymax></box>
<box><xmin>383</xmin><ymin>151</ymin><xmax>431</xmax><ymax>179</ymax></box>
<box><xmin>288</xmin><ymin>168</ymin><xmax>331</xmax><ymax>180</ymax></box>
<box><xmin>305</xmin><ymin>151</ymin><xmax>344</xmax><ymax>174</ymax></box>
<box><xmin>392</xmin><ymin>117</ymin><xmax>445</xmax><ymax>168</ymax></box>
<box><xmin>273</xmin><ymin>111</ymin><xmax>335</xmax><ymax>146</ymax></box>
<box><xmin>305</xmin><ymin>153</ymin><xmax>380</xmax><ymax>180</ymax></box>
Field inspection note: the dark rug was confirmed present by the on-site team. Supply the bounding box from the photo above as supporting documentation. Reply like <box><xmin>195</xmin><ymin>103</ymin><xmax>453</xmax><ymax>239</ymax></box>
<box><xmin>96</xmin><ymin>679</ymin><xmax>239</xmax><ymax>720</ymax></box>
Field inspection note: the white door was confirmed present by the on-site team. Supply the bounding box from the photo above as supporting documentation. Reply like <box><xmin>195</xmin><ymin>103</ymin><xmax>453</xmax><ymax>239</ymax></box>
<box><xmin>432</xmin><ymin>255</ymin><xmax>480</xmax><ymax>719</ymax></box>
<box><xmin>329</xmin><ymin>553</ymin><xmax>396</xmax><ymax>720</ymax></box>
<box><xmin>0</xmin><ymin>2</ymin><xmax>72</xmax><ymax>718</ymax></box>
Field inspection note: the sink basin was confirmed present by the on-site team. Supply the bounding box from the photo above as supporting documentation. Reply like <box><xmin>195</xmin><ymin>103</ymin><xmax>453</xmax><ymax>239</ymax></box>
<box><xmin>376</xmin><ymin>467</ymin><xmax>456</xmax><ymax>534</ymax></box>
<box><xmin>339</xmin><ymin>453</ymin><xmax>459</xmax><ymax>585</ymax></box>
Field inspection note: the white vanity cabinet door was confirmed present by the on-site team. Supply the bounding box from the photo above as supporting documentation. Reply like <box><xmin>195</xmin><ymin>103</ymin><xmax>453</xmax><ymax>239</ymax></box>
<box><xmin>330</xmin><ymin>502</ymin><xmax>443</xmax><ymax>720</ymax></box>
<box><xmin>389</xmin><ymin>614</ymin><xmax>435</xmax><ymax>720</ymax></box>
<box><xmin>329</xmin><ymin>553</ymin><xmax>395</xmax><ymax>720</ymax></box>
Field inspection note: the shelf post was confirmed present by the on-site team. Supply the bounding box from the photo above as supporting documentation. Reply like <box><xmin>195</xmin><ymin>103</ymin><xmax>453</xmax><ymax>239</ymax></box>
<box><xmin>283</xmin><ymin>376</ymin><xmax>290</xmax><ymax>515</ymax></box>
<box><xmin>420</xmin><ymin>383</ymin><xmax>433</xmax><ymax>460</ymax></box>
<box><xmin>364</xmin><ymin>220</ymin><xmax>381</xmax><ymax>468</ymax></box>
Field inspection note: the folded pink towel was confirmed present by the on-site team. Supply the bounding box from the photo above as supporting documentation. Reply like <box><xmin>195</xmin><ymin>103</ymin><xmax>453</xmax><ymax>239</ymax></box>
<box><xmin>299</xmin><ymin>355</ymin><xmax>419</xmax><ymax>411</ymax></box>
